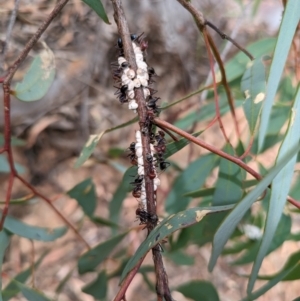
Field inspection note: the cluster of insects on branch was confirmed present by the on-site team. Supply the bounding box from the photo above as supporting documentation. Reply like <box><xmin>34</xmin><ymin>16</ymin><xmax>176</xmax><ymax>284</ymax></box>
<box><xmin>112</xmin><ymin>34</ymin><xmax>169</xmax><ymax>229</ymax></box>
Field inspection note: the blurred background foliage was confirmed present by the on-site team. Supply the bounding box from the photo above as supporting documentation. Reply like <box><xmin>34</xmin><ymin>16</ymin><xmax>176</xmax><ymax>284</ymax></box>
<box><xmin>0</xmin><ymin>0</ymin><xmax>300</xmax><ymax>300</ymax></box>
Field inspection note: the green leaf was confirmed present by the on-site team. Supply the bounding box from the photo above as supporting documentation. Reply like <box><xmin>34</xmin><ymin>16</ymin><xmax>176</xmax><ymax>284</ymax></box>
<box><xmin>208</xmin><ymin>141</ymin><xmax>300</xmax><ymax>272</ymax></box>
<box><xmin>90</xmin><ymin>216</ymin><xmax>119</xmax><ymax>228</ymax></box>
<box><xmin>256</xmin><ymin>251</ymin><xmax>300</xmax><ymax>281</ymax></box>
<box><xmin>176</xmin><ymin>281</ymin><xmax>220</xmax><ymax>301</ymax></box>
<box><xmin>242</xmin><ymin>260</ymin><xmax>299</xmax><ymax>301</ymax></box>
<box><xmin>165</xmin><ymin>250</ymin><xmax>194</xmax><ymax>266</ymax></box>
<box><xmin>247</xmin><ymin>85</ymin><xmax>300</xmax><ymax>294</ymax></box>
<box><xmin>0</xmin><ymin>155</ymin><xmax>25</xmax><ymax>174</ymax></box>
<box><xmin>3</xmin><ymin>215</ymin><xmax>67</xmax><ymax>241</ymax></box>
<box><xmin>213</xmin><ymin>144</ymin><xmax>244</xmax><ymax>205</ymax></box>
<box><xmin>0</xmin><ymin>230</ymin><xmax>10</xmax><ymax>301</ymax></box>
<box><xmin>78</xmin><ymin>232</ymin><xmax>128</xmax><ymax>274</ymax></box>
<box><xmin>184</xmin><ymin>179</ymin><xmax>258</xmax><ymax>198</ymax></box>
<box><xmin>120</xmin><ymin>205</ymin><xmax>234</xmax><ymax>283</ymax></box>
<box><xmin>3</xmin><ymin>252</ymin><xmax>47</xmax><ymax>301</ymax></box>
<box><xmin>258</xmin><ymin>0</ymin><xmax>300</xmax><ymax>150</ymax></box>
<box><xmin>224</xmin><ymin>38</ymin><xmax>276</xmax><ymax>83</ymax></box>
<box><xmin>16</xmin><ymin>282</ymin><xmax>52</xmax><ymax>301</ymax></box>
<box><xmin>13</xmin><ymin>43</ymin><xmax>55</xmax><ymax>102</ymax></box>
<box><xmin>174</xmin><ymin>97</ymin><xmax>243</xmax><ymax>130</ymax></box>
<box><xmin>232</xmin><ymin>214</ymin><xmax>291</xmax><ymax>265</ymax></box>
<box><xmin>173</xmin><ymin>211</ymin><xmax>229</xmax><ymax>250</ymax></box>
<box><xmin>74</xmin><ymin>117</ymin><xmax>137</xmax><ymax>168</ymax></box>
<box><xmin>67</xmin><ymin>178</ymin><xmax>96</xmax><ymax>217</ymax></box>
<box><xmin>109</xmin><ymin>167</ymin><xmax>134</xmax><ymax>226</ymax></box>
<box><xmin>241</xmin><ymin>57</ymin><xmax>266</xmax><ymax>134</ymax></box>
<box><xmin>165</xmin><ymin>154</ymin><xmax>219</xmax><ymax>213</ymax></box>
<box><xmin>164</xmin><ymin>131</ymin><xmax>202</xmax><ymax>159</ymax></box>
<box><xmin>82</xmin><ymin>271</ymin><xmax>107</xmax><ymax>299</ymax></box>
<box><xmin>82</xmin><ymin>0</ymin><xmax>110</xmax><ymax>24</ymax></box>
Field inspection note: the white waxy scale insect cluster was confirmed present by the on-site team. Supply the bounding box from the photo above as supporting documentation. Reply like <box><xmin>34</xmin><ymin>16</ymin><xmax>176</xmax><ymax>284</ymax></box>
<box><xmin>117</xmin><ymin>42</ymin><xmax>150</xmax><ymax>113</ymax></box>
<box><xmin>135</xmin><ymin>130</ymin><xmax>160</xmax><ymax>211</ymax></box>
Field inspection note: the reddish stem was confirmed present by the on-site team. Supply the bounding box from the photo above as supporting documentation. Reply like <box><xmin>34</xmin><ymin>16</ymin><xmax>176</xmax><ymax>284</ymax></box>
<box><xmin>153</xmin><ymin>118</ymin><xmax>300</xmax><ymax>210</ymax></box>
<box><xmin>203</xmin><ymin>28</ymin><xmax>231</xmax><ymax>145</ymax></box>
<box><xmin>113</xmin><ymin>254</ymin><xmax>147</xmax><ymax>301</ymax></box>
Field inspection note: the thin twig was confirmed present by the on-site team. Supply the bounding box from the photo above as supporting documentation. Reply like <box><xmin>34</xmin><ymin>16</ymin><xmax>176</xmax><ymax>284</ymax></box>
<box><xmin>205</xmin><ymin>20</ymin><xmax>254</xmax><ymax>60</ymax></box>
<box><xmin>202</xmin><ymin>28</ymin><xmax>231</xmax><ymax>144</ymax></box>
<box><xmin>16</xmin><ymin>175</ymin><xmax>91</xmax><ymax>249</ymax></box>
<box><xmin>176</xmin><ymin>0</ymin><xmax>241</xmax><ymax>139</ymax></box>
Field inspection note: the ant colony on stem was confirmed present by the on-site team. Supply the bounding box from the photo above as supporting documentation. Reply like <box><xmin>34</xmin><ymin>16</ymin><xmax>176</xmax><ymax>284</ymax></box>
<box><xmin>112</xmin><ymin>33</ymin><xmax>168</xmax><ymax>227</ymax></box>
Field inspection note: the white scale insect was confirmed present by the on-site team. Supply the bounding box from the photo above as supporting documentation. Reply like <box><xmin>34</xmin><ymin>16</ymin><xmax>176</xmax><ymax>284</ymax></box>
<box><xmin>118</xmin><ymin>41</ymin><xmax>150</xmax><ymax>113</ymax></box>
<box><xmin>135</xmin><ymin>130</ymin><xmax>160</xmax><ymax>211</ymax></box>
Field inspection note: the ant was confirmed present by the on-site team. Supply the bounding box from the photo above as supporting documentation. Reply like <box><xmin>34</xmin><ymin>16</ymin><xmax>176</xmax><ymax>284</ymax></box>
<box><xmin>147</xmin><ymin>96</ymin><xmax>160</xmax><ymax>115</ymax></box>
<box><xmin>147</xmin><ymin>66</ymin><xmax>157</xmax><ymax>84</ymax></box>
<box><xmin>136</xmin><ymin>208</ymin><xmax>158</xmax><ymax>226</ymax></box>
<box><xmin>114</xmin><ymin>84</ymin><xmax>128</xmax><ymax>103</ymax></box>
<box><xmin>146</xmin><ymin>153</ymin><xmax>157</xmax><ymax>179</ymax></box>
<box><xmin>131</xmin><ymin>175</ymin><xmax>144</xmax><ymax>198</ymax></box>
<box><xmin>153</xmin><ymin>131</ymin><xmax>170</xmax><ymax>172</ymax></box>
<box><xmin>127</xmin><ymin>142</ymin><xmax>137</xmax><ymax>166</ymax></box>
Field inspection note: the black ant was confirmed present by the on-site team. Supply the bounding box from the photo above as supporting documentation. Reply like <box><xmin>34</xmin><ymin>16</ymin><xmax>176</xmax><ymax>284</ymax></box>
<box><xmin>147</xmin><ymin>96</ymin><xmax>160</xmax><ymax>115</ymax></box>
<box><xmin>146</xmin><ymin>153</ymin><xmax>156</xmax><ymax>179</ymax></box>
<box><xmin>153</xmin><ymin>131</ymin><xmax>170</xmax><ymax>172</ymax></box>
<box><xmin>117</xmin><ymin>34</ymin><xmax>141</xmax><ymax>49</ymax></box>
<box><xmin>114</xmin><ymin>84</ymin><xmax>128</xmax><ymax>103</ymax></box>
<box><xmin>136</xmin><ymin>208</ymin><xmax>158</xmax><ymax>226</ymax></box>
<box><xmin>127</xmin><ymin>142</ymin><xmax>137</xmax><ymax>166</ymax></box>
<box><xmin>147</xmin><ymin>66</ymin><xmax>157</xmax><ymax>84</ymax></box>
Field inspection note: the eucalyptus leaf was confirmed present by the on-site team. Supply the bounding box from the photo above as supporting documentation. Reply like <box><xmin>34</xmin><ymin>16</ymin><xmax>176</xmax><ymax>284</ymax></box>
<box><xmin>67</xmin><ymin>178</ymin><xmax>96</xmax><ymax>217</ymax></box>
<box><xmin>4</xmin><ymin>215</ymin><xmax>67</xmax><ymax>241</ymax></box>
<box><xmin>247</xmin><ymin>85</ymin><xmax>300</xmax><ymax>293</ymax></box>
<box><xmin>82</xmin><ymin>0</ymin><xmax>110</xmax><ymax>24</ymax></box>
<box><xmin>258</xmin><ymin>0</ymin><xmax>300</xmax><ymax>150</ymax></box>
<box><xmin>14</xmin><ymin>43</ymin><xmax>55</xmax><ymax>102</ymax></box>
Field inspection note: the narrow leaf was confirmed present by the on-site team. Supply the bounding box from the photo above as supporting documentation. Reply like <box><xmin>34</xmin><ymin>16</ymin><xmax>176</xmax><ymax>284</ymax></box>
<box><xmin>258</xmin><ymin>0</ymin><xmax>300</xmax><ymax>150</ymax></box>
<box><xmin>4</xmin><ymin>216</ymin><xmax>67</xmax><ymax>241</ymax></box>
<box><xmin>120</xmin><ymin>205</ymin><xmax>234</xmax><ymax>283</ymax></box>
<box><xmin>109</xmin><ymin>167</ymin><xmax>134</xmax><ymax>226</ymax></box>
<box><xmin>82</xmin><ymin>0</ymin><xmax>110</xmax><ymax>24</ymax></box>
<box><xmin>176</xmin><ymin>281</ymin><xmax>220</xmax><ymax>301</ymax></box>
<box><xmin>90</xmin><ymin>216</ymin><xmax>119</xmax><ymax>228</ymax></box>
<box><xmin>224</xmin><ymin>38</ymin><xmax>276</xmax><ymax>83</ymax></box>
<box><xmin>184</xmin><ymin>179</ymin><xmax>258</xmax><ymax>198</ymax></box>
<box><xmin>208</xmin><ymin>142</ymin><xmax>300</xmax><ymax>272</ymax></box>
<box><xmin>82</xmin><ymin>271</ymin><xmax>107</xmax><ymax>299</ymax></box>
<box><xmin>213</xmin><ymin>144</ymin><xmax>244</xmax><ymax>205</ymax></box>
<box><xmin>3</xmin><ymin>252</ymin><xmax>47</xmax><ymax>301</ymax></box>
<box><xmin>165</xmin><ymin>154</ymin><xmax>219</xmax><ymax>213</ymax></box>
<box><xmin>247</xmin><ymin>85</ymin><xmax>300</xmax><ymax>293</ymax></box>
<box><xmin>232</xmin><ymin>214</ymin><xmax>291</xmax><ymax>265</ymax></box>
<box><xmin>242</xmin><ymin>254</ymin><xmax>300</xmax><ymax>301</ymax></box>
<box><xmin>74</xmin><ymin>117</ymin><xmax>137</xmax><ymax>168</ymax></box>
<box><xmin>16</xmin><ymin>282</ymin><xmax>52</xmax><ymax>301</ymax></box>
<box><xmin>256</xmin><ymin>251</ymin><xmax>300</xmax><ymax>281</ymax></box>
<box><xmin>241</xmin><ymin>57</ymin><xmax>266</xmax><ymax>134</ymax></box>
<box><xmin>78</xmin><ymin>232</ymin><xmax>128</xmax><ymax>274</ymax></box>
<box><xmin>14</xmin><ymin>42</ymin><xmax>55</xmax><ymax>102</ymax></box>
<box><xmin>164</xmin><ymin>131</ymin><xmax>202</xmax><ymax>159</ymax></box>
<box><xmin>67</xmin><ymin>178</ymin><xmax>96</xmax><ymax>217</ymax></box>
